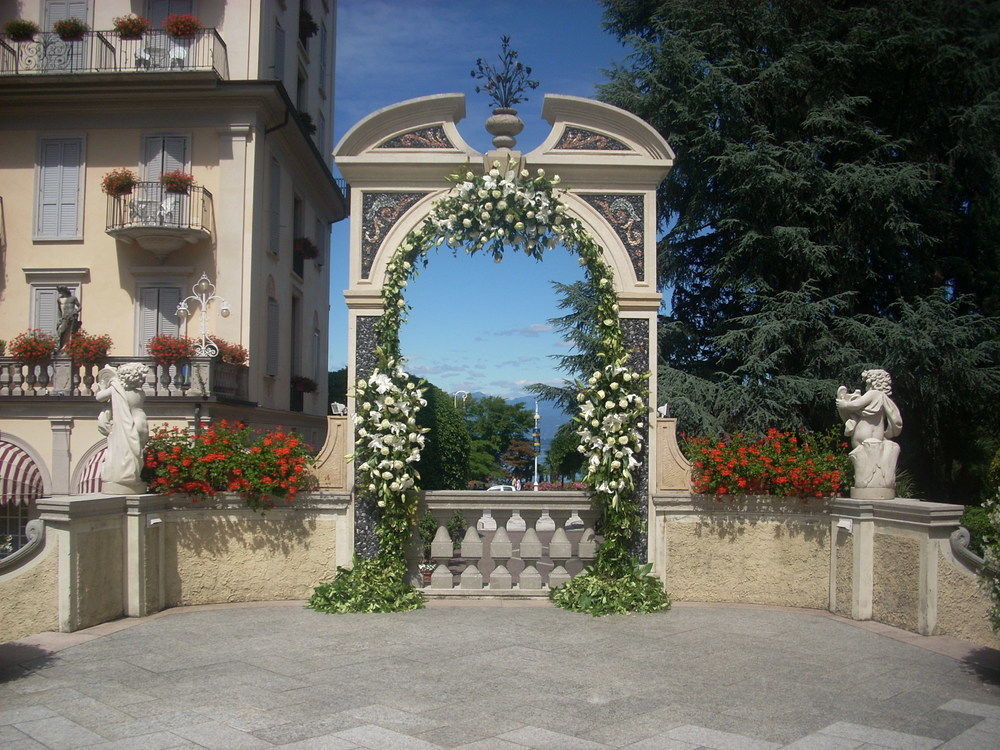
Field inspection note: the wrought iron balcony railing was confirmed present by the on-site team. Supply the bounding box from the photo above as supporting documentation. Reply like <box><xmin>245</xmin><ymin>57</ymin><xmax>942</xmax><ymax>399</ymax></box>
<box><xmin>0</xmin><ymin>29</ymin><xmax>228</xmax><ymax>78</ymax></box>
<box><xmin>106</xmin><ymin>181</ymin><xmax>214</xmax><ymax>260</ymax></box>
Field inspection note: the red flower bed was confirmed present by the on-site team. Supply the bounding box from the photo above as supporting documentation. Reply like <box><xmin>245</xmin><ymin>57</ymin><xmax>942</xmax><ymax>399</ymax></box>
<box><xmin>8</xmin><ymin>329</ymin><xmax>58</xmax><ymax>364</ymax></box>
<box><xmin>147</xmin><ymin>334</ymin><xmax>195</xmax><ymax>365</ymax></box>
<box><xmin>214</xmin><ymin>338</ymin><xmax>247</xmax><ymax>365</ymax></box>
<box><xmin>164</xmin><ymin>13</ymin><xmax>200</xmax><ymax>38</ymax></box>
<box><xmin>683</xmin><ymin>428</ymin><xmax>848</xmax><ymax>498</ymax></box>
<box><xmin>65</xmin><ymin>330</ymin><xmax>112</xmax><ymax>365</ymax></box>
<box><xmin>144</xmin><ymin>421</ymin><xmax>314</xmax><ymax>511</ymax></box>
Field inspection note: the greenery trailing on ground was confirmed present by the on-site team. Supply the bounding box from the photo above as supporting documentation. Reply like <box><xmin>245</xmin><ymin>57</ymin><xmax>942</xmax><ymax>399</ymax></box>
<box><xmin>599</xmin><ymin>0</ymin><xmax>1000</xmax><ymax>502</ymax></box>
<box><xmin>308</xmin><ymin>556</ymin><xmax>424</xmax><ymax>614</ymax></box>
<box><xmin>310</xmin><ymin>159</ymin><xmax>669</xmax><ymax>614</ymax></box>
<box><xmin>550</xmin><ymin>562</ymin><xmax>671</xmax><ymax>616</ymax></box>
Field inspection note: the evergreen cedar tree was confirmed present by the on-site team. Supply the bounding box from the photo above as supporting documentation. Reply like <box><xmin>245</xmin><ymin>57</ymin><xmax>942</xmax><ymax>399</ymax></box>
<box><xmin>582</xmin><ymin>0</ymin><xmax>999</xmax><ymax>501</ymax></box>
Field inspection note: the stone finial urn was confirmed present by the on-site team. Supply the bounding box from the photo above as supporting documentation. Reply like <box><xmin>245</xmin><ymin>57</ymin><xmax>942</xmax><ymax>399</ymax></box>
<box><xmin>485</xmin><ymin>107</ymin><xmax>524</xmax><ymax>149</ymax></box>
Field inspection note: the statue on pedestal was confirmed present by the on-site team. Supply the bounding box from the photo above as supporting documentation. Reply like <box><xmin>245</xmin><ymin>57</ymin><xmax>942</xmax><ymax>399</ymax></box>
<box><xmin>55</xmin><ymin>286</ymin><xmax>81</xmax><ymax>351</ymax></box>
<box><xmin>836</xmin><ymin>369</ymin><xmax>903</xmax><ymax>499</ymax></box>
<box><xmin>95</xmin><ymin>363</ymin><xmax>150</xmax><ymax>495</ymax></box>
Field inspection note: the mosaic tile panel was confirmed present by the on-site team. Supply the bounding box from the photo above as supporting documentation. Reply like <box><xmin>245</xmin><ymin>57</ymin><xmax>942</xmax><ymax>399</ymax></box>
<box><xmin>554</xmin><ymin>126</ymin><xmax>630</xmax><ymax>151</ymax></box>
<box><xmin>360</xmin><ymin>192</ymin><xmax>427</xmax><ymax>279</ymax></box>
<box><xmin>376</xmin><ymin>126</ymin><xmax>453</xmax><ymax>149</ymax></box>
<box><xmin>354</xmin><ymin>315</ymin><xmax>380</xmax><ymax>558</ymax></box>
<box><xmin>621</xmin><ymin>316</ymin><xmax>650</xmax><ymax>559</ymax></box>
<box><xmin>581</xmin><ymin>194</ymin><xmax>645</xmax><ymax>282</ymax></box>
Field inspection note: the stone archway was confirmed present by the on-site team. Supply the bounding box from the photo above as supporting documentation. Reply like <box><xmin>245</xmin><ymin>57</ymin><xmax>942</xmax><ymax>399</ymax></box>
<box><xmin>334</xmin><ymin>93</ymin><xmax>674</xmax><ymax>561</ymax></box>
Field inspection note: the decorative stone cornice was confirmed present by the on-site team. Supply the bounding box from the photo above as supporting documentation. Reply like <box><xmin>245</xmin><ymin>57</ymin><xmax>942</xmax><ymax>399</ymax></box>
<box><xmin>831</xmin><ymin>496</ymin><xmax>963</xmax><ymax>528</ymax></box>
<box><xmin>38</xmin><ymin>494</ymin><xmax>126</xmax><ymax>522</ymax></box>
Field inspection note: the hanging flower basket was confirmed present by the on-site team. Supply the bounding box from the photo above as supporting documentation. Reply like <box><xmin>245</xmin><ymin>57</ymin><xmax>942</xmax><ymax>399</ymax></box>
<box><xmin>8</xmin><ymin>330</ymin><xmax>58</xmax><ymax>364</ymax></box>
<box><xmin>293</xmin><ymin>237</ymin><xmax>320</xmax><ymax>259</ymax></box>
<box><xmin>101</xmin><ymin>168</ymin><xmax>139</xmax><ymax>196</ymax></box>
<box><xmin>4</xmin><ymin>19</ymin><xmax>40</xmax><ymax>42</ymax></box>
<box><xmin>164</xmin><ymin>13</ymin><xmax>201</xmax><ymax>38</ymax></box>
<box><xmin>215</xmin><ymin>338</ymin><xmax>248</xmax><ymax>366</ymax></box>
<box><xmin>290</xmin><ymin>375</ymin><xmax>318</xmax><ymax>393</ymax></box>
<box><xmin>298</xmin><ymin>10</ymin><xmax>319</xmax><ymax>40</ymax></box>
<box><xmin>113</xmin><ymin>14</ymin><xmax>151</xmax><ymax>40</ymax></box>
<box><xmin>147</xmin><ymin>334</ymin><xmax>195</xmax><ymax>365</ymax></box>
<box><xmin>65</xmin><ymin>331</ymin><xmax>113</xmax><ymax>366</ymax></box>
<box><xmin>160</xmin><ymin>170</ymin><xmax>195</xmax><ymax>194</ymax></box>
<box><xmin>53</xmin><ymin>17</ymin><xmax>89</xmax><ymax>41</ymax></box>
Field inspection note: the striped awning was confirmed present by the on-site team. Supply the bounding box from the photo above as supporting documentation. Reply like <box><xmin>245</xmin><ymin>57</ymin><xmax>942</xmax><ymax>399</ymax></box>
<box><xmin>0</xmin><ymin>440</ymin><xmax>45</xmax><ymax>506</ymax></box>
<box><xmin>75</xmin><ymin>445</ymin><xmax>107</xmax><ymax>495</ymax></box>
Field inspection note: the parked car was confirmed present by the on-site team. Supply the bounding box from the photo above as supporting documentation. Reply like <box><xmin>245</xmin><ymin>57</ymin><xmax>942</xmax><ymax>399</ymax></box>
<box><xmin>486</xmin><ymin>484</ymin><xmax>515</xmax><ymax>492</ymax></box>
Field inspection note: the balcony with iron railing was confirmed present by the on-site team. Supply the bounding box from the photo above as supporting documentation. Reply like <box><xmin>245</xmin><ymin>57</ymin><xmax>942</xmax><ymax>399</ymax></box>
<box><xmin>106</xmin><ymin>181</ymin><xmax>214</xmax><ymax>261</ymax></box>
<box><xmin>0</xmin><ymin>29</ymin><xmax>228</xmax><ymax>78</ymax></box>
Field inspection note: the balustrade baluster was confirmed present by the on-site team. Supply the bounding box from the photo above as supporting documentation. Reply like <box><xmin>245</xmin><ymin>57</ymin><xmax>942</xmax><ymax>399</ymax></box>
<box><xmin>459</xmin><ymin>563</ymin><xmax>483</xmax><ymax>589</ymax></box>
<box><xmin>517</xmin><ymin>509</ymin><xmax>544</xmax><ymax>590</ymax></box>
<box><xmin>578</xmin><ymin>526</ymin><xmax>597</xmax><ymax>560</ymax></box>
<box><xmin>0</xmin><ymin>362</ymin><xmax>12</xmax><ymax>395</ymax></box>
<box><xmin>12</xmin><ymin>363</ymin><xmax>25</xmax><ymax>395</ymax></box>
<box><xmin>507</xmin><ymin>509</ymin><xmax>526</xmax><ymax>531</ymax></box>
<box><xmin>488</xmin><ymin>518</ymin><xmax>513</xmax><ymax>590</ymax></box>
<box><xmin>536</xmin><ymin>509</ymin><xmax>556</xmax><ymax>531</ymax></box>
<box><xmin>460</xmin><ymin>522</ymin><xmax>483</xmax><ymax>560</ymax></box>
<box><xmin>548</xmin><ymin>511</ymin><xmax>573</xmax><ymax>588</ymax></box>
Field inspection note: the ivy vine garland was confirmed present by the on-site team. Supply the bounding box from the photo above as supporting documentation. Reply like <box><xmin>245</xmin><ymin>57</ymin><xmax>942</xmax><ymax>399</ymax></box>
<box><xmin>309</xmin><ymin>159</ymin><xmax>670</xmax><ymax>615</ymax></box>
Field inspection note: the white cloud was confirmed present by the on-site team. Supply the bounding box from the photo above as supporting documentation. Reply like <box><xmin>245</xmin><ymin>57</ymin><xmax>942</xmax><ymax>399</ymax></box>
<box><xmin>493</xmin><ymin>323</ymin><xmax>554</xmax><ymax>338</ymax></box>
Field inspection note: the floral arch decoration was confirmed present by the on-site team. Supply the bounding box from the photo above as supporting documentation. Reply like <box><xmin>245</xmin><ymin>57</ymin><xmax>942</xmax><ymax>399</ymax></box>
<box><xmin>311</xmin><ymin>159</ymin><xmax>669</xmax><ymax>615</ymax></box>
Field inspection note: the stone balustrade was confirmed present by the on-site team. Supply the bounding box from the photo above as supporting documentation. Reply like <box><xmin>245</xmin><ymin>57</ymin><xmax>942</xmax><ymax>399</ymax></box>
<box><xmin>419</xmin><ymin>491</ymin><xmax>599</xmax><ymax>596</ymax></box>
<box><xmin>0</xmin><ymin>356</ymin><xmax>248</xmax><ymax>401</ymax></box>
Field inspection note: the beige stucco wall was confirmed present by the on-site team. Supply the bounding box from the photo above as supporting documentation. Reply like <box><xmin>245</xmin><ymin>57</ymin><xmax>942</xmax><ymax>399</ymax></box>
<box><xmin>74</xmin><ymin>520</ymin><xmax>125</xmax><ymax>629</ymax></box>
<box><xmin>163</xmin><ymin>509</ymin><xmax>338</xmax><ymax>606</ymax></box>
<box><xmin>833</xmin><ymin>528</ymin><xmax>852</xmax><ymax>617</ymax></box>
<box><xmin>935</xmin><ymin>548</ymin><xmax>1000</xmax><ymax>649</ymax></box>
<box><xmin>0</xmin><ymin>536</ymin><xmax>58</xmax><ymax>644</ymax></box>
<box><xmin>660</xmin><ymin>496</ymin><xmax>830</xmax><ymax>608</ymax></box>
<box><xmin>871</xmin><ymin>533</ymin><xmax>920</xmax><ymax>631</ymax></box>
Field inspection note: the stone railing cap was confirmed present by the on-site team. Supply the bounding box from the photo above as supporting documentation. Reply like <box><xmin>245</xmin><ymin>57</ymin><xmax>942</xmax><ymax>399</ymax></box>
<box><xmin>37</xmin><ymin>493</ymin><xmax>126</xmax><ymax>521</ymax></box>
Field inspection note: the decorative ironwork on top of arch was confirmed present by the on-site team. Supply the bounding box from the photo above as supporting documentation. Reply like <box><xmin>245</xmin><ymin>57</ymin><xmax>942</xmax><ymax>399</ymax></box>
<box><xmin>554</xmin><ymin>126</ymin><xmax>630</xmax><ymax>151</ymax></box>
<box><xmin>376</xmin><ymin>126</ymin><xmax>453</xmax><ymax>150</ymax></box>
<box><xmin>581</xmin><ymin>194</ymin><xmax>645</xmax><ymax>281</ymax></box>
<box><xmin>360</xmin><ymin>192</ymin><xmax>428</xmax><ymax>278</ymax></box>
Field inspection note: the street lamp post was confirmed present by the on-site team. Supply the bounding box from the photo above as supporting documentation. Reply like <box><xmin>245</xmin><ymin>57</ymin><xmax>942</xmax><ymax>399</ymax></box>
<box><xmin>176</xmin><ymin>273</ymin><xmax>231</xmax><ymax>358</ymax></box>
<box><xmin>532</xmin><ymin>399</ymin><xmax>540</xmax><ymax>491</ymax></box>
<box><xmin>453</xmin><ymin>390</ymin><xmax>470</xmax><ymax>408</ymax></box>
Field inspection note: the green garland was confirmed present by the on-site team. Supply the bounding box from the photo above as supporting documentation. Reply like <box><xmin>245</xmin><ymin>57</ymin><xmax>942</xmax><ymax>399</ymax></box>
<box><xmin>309</xmin><ymin>159</ymin><xmax>670</xmax><ymax>615</ymax></box>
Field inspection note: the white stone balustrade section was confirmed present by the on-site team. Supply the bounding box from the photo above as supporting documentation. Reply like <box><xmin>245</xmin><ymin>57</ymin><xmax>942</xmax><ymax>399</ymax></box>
<box><xmin>421</xmin><ymin>491</ymin><xmax>598</xmax><ymax>595</ymax></box>
<box><xmin>0</xmin><ymin>357</ymin><xmax>248</xmax><ymax>400</ymax></box>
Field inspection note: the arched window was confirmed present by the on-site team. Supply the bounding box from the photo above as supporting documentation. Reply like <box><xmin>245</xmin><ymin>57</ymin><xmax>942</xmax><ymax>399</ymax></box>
<box><xmin>0</xmin><ymin>439</ymin><xmax>46</xmax><ymax>557</ymax></box>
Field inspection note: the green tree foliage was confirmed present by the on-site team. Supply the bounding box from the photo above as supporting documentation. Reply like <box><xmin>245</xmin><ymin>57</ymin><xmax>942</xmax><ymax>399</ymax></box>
<box><xmin>463</xmin><ymin>395</ymin><xmax>533</xmax><ymax>474</ymax></box>
<box><xmin>414</xmin><ymin>383</ymin><xmax>471</xmax><ymax>490</ymax></box>
<box><xmin>501</xmin><ymin>438</ymin><xmax>537</xmax><ymax>481</ymax></box>
<box><xmin>328</xmin><ymin>367</ymin><xmax>347</xmax><ymax>404</ymax></box>
<box><xmin>546</xmin><ymin>421</ymin><xmax>584</xmax><ymax>481</ymax></box>
<box><xmin>599</xmin><ymin>0</ymin><xmax>1000</xmax><ymax>499</ymax></box>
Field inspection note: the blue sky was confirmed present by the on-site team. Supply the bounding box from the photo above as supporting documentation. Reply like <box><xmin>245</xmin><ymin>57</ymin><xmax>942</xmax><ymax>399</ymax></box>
<box><xmin>328</xmin><ymin>0</ymin><xmax>631</xmax><ymax>399</ymax></box>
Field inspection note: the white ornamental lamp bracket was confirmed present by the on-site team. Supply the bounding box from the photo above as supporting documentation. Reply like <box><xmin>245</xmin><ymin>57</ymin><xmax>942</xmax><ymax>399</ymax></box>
<box><xmin>176</xmin><ymin>273</ymin><xmax>231</xmax><ymax>358</ymax></box>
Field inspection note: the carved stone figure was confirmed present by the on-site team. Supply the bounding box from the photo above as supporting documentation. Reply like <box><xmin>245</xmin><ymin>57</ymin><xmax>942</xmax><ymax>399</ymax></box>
<box><xmin>95</xmin><ymin>363</ymin><xmax>150</xmax><ymax>495</ymax></box>
<box><xmin>836</xmin><ymin>369</ymin><xmax>903</xmax><ymax>499</ymax></box>
<box><xmin>55</xmin><ymin>285</ymin><xmax>81</xmax><ymax>351</ymax></box>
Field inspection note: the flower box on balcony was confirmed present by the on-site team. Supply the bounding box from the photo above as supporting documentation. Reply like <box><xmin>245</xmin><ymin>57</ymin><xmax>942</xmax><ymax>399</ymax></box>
<box><xmin>101</xmin><ymin>168</ymin><xmax>139</xmax><ymax>196</ymax></box>
<box><xmin>53</xmin><ymin>17</ymin><xmax>89</xmax><ymax>41</ymax></box>
<box><xmin>160</xmin><ymin>170</ymin><xmax>195</xmax><ymax>194</ymax></box>
<box><xmin>113</xmin><ymin>14</ymin><xmax>152</xmax><ymax>40</ymax></box>
<box><xmin>4</xmin><ymin>19</ymin><xmax>39</xmax><ymax>42</ymax></box>
<box><xmin>65</xmin><ymin>331</ymin><xmax>112</xmax><ymax>366</ymax></box>
<box><xmin>215</xmin><ymin>338</ymin><xmax>248</xmax><ymax>366</ymax></box>
<box><xmin>293</xmin><ymin>237</ymin><xmax>320</xmax><ymax>260</ymax></box>
<box><xmin>8</xmin><ymin>330</ymin><xmax>57</xmax><ymax>364</ymax></box>
<box><xmin>147</xmin><ymin>334</ymin><xmax>195</xmax><ymax>365</ymax></box>
<box><xmin>164</xmin><ymin>13</ymin><xmax>201</xmax><ymax>38</ymax></box>
<box><xmin>298</xmin><ymin>10</ymin><xmax>319</xmax><ymax>41</ymax></box>
<box><xmin>290</xmin><ymin>375</ymin><xmax>318</xmax><ymax>393</ymax></box>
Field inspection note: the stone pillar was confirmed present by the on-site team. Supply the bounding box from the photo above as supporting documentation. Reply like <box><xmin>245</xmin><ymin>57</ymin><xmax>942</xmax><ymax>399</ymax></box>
<box><xmin>48</xmin><ymin>417</ymin><xmax>74</xmax><ymax>495</ymax></box>
<box><xmin>125</xmin><ymin>494</ymin><xmax>168</xmax><ymax>617</ymax></box>
<box><xmin>37</xmin><ymin>494</ymin><xmax>126</xmax><ymax>632</ymax></box>
<box><xmin>347</xmin><ymin>308</ymin><xmax>381</xmax><ymax>559</ymax></box>
<box><xmin>829</xmin><ymin>498</ymin><xmax>875</xmax><ymax>620</ymax></box>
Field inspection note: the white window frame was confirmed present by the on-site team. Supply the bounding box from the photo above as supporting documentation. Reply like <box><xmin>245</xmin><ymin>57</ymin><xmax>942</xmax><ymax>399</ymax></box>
<box><xmin>34</xmin><ymin>134</ymin><xmax>86</xmax><ymax>242</ymax></box>
<box><xmin>140</xmin><ymin>132</ymin><xmax>192</xmax><ymax>180</ymax></box>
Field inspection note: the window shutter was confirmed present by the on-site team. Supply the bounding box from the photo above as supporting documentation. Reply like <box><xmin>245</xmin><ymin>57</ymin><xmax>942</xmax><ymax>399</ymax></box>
<box><xmin>34</xmin><ymin>288</ymin><xmax>60</xmax><ymax>337</ymax></box>
<box><xmin>157</xmin><ymin>287</ymin><xmax>181</xmax><ymax>338</ymax></box>
<box><xmin>162</xmin><ymin>137</ymin><xmax>187</xmax><ymax>175</ymax></box>
<box><xmin>266</xmin><ymin>298</ymin><xmax>280</xmax><ymax>376</ymax></box>
<box><xmin>142</xmin><ymin>136</ymin><xmax>164</xmax><ymax>181</ymax></box>
<box><xmin>274</xmin><ymin>22</ymin><xmax>286</xmax><ymax>81</ymax></box>
<box><xmin>269</xmin><ymin>158</ymin><xmax>281</xmax><ymax>253</ymax></box>
<box><xmin>37</xmin><ymin>138</ymin><xmax>82</xmax><ymax>239</ymax></box>
<box><xmin>138</xmin><ymin>287</ymin><xmax>161</xmax><ymax>352</ymax></box>
<box><xmin>149</xmin><ymin>0</ymin><xmax>192</xmax><ymax>26</ymax></box>
<box><xmin>143</xmin><ymin>135</ymin><xmax>188</xmax><ymax>180</ymax></box>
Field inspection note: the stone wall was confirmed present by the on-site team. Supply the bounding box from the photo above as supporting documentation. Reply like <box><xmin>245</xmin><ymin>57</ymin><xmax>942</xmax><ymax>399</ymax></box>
<box><xmin>872</xmin><ymin>532</ymin><xmax>921</xmax><ymax>632</ymax></box>
<box><xmin>654</xmin><ymin>495</ymin><xmax>830</xmax><ymax>608</ymax></box>
<box><xmin>163</xmin><ymin>508</ymin><xmax>340</xmax><ymax>605</ymax></box>
<box><xmin>935</xmin><ymin>544</ymin><xmax>1000</xmax><ymax>649</ymax></box>
<box><xmin>833</xmin><ymin>529</ymin><xmax>852</xmax><ymax>617</ymax></box>
<box><xmin>0</xmin><ymin>535</ymin><xmax>58</xmax><ymax>644</ymax></box>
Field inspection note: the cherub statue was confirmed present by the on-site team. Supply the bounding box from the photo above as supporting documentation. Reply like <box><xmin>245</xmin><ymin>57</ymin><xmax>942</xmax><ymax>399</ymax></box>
<box><xmin>835</xmin><ymin>369</ymin><xmax>903</xmax><ymax>499</ymax></box>
<box><xmin>95</xmin><ymin>363</ymin><xmax>150</xmax><ymax>494</ymax></box>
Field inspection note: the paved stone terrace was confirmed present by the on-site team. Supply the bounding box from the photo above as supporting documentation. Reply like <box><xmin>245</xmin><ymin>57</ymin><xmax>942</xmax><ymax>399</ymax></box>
<box><xmin>1</xmin><ymin>602</ymin><xmax>999</xmax><ymax>749</ymax></box>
